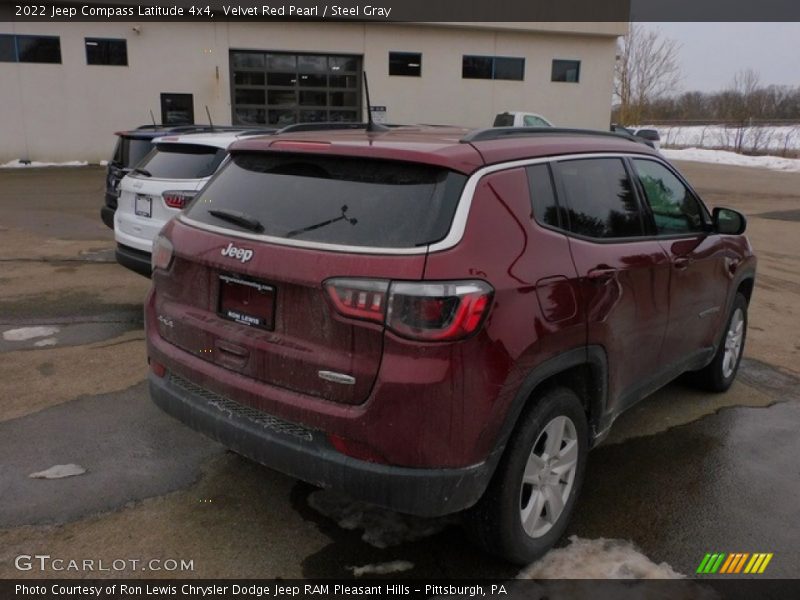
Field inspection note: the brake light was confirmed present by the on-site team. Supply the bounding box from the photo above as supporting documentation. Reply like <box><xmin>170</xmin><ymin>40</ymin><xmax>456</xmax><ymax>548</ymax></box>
<box><xmin>151</xmin><ymin>235</ymin><xmax>174</xmax><ymax>271</ymax></box>
<box><xmin>324</xmin><ymin>278</ymin><xmax>493</xmax><ymax>341</ymax></box>
<box><xmin>324</xmin><ymin>278</ymin><xmax>389</xmax><ymax>323</ymax></box>
<box><xmin>162</xmin><ymin>190</ymin><xmax>197</xmax><ymax>209</ymax></box>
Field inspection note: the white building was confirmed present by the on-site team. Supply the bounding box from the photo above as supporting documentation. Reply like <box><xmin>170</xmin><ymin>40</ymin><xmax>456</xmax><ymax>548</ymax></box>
<box><xmin>0</xmin><ymin>21</ymin><xmax>625</xmax><ymax>162</ymax></box>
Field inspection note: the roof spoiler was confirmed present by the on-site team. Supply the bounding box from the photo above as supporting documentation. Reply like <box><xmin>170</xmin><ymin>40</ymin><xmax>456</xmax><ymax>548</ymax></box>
<box><xmin>460</xmin><ymin>126</ymin><xmax>654</xmax><ymax>146</ymax></box>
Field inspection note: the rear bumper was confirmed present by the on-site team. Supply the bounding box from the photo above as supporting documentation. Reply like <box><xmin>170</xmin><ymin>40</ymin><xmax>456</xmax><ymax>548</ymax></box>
<box><xmin>101</xmin><ymin>203</ymin><xmax>115</xmax><ymax>229</ymax></box>
<box><xmin>148</xmin><ymin>370</ymin><xmax>492</xmax><ymax>517</ymax></box>
<box><xmin>115</xmin><ymin>244</ymin><xmax>152</xmax><ymax>278</ymax></box>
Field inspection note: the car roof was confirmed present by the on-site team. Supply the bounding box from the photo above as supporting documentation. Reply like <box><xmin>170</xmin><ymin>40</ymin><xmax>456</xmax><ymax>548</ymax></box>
<box><xmin>228</xmin><ymin>125</ymin><xmax>659</xmax><ymax>174</ymax></box>
<box><xmin>151</xmin><ymin>130</ymin><xmax>273</xmax><ymax>149</ymax></box>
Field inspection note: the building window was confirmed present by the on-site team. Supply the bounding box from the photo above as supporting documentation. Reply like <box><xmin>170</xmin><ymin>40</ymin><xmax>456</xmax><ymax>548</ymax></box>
<box><xmin>0</xmin><ymin>34</ymin><xmax>61</xmax><ymax>63</ymax></box>
<box><xmin>230</xmin><ymin>50</ymin><xmax>362</xmax><ymax>126</ymax></box>
<box><xmin>552</xmin><ymin>59</ymin><xmax>581</xmax><ymax>83</ymax></box>
<box><xmin>462</xmin><ymin>55</ymin><xmax>524</xmax><ymax>81</ymax></box>
<box><xmin>160</xmin><ymin>93</ymin><xmax>194</xmax><ymax>125</ymax></box>
<box><xmin>85</xmin><ymin>38</ymin><xmax>128</xmax><ymax>66</ymax></box>
<box><xmin>389</xmin><ymin>52</ymin><xmax>422</xmax><ymax>77</ymax></box>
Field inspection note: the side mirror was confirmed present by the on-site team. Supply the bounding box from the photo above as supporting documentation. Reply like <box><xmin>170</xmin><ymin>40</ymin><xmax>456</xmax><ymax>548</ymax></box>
<box><xmin>713</xmin><ymin>207</ymin><xmax>747</xmax><ymax>235</ymax></box>
<box><xmin>635</xmin><ymin>128</ymin><xmax>661</xmax><ymax>142</ymax></box>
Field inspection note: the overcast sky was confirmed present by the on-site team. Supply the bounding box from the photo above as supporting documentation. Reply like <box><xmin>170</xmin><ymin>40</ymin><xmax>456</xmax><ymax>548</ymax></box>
<box><xmin>648</xmin><ymin>22</ymin><xmax>800</xmax><ymax>93</ymax></box>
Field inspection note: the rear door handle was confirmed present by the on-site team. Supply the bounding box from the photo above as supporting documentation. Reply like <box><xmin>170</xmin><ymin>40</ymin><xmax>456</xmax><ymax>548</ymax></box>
<box><xmin>673</xmin><ymin>257</ymin><xmax>693</xmax><ymax>270</ymax></box>
<box><xmin>587</xmin><ymin>266</ymin><xmax>618</xmax><ymax>283</ymax></box>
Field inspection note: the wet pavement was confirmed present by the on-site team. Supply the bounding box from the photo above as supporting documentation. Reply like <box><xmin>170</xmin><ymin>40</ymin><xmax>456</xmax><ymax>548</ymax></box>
<box><xmin>1</xmin><ymin>163</ymin><xmax>799</xmax><ymax>579</ymax></box>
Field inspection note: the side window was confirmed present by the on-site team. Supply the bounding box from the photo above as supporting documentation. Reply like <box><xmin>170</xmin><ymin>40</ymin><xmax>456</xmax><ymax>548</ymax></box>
<box><xmin>523</xmin><ymin>115</ymin><xmax>548</xmax><ymax>127</ymax></box>
<box><xmin>556</xmin><ymin>158</ymin><xmax>644</xmax><ymax>239</ymax></box>
<box><xmin>526</xmin><ymin>164</ymin><xmax>561</xmax><ymax>229</ymax></box>
<box><xmin>633</xmin><ymin>159</ymin><xmax>704</xmax><ymax>235</ymax></box>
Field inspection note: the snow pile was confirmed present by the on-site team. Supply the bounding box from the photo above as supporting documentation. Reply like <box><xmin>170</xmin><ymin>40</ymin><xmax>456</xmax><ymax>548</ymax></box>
<box><xmin>641</xmin><ymin>124</ymin><xmax>800</xmax><ymax>153</ymax></box>
<box><xmin>1</xmin><ymin>160</ymin><xmax>88</xmax><ymax>169</ymax></box>
<box><xmin>348</xmin><ymin>560</ymin><xmax>414</xmax><ymax>577</ymax></box>
<box><xmin>307</xmin><ymin>489</ymin><xmax>455</xmax><ymax>548</ymax></box>
<box><xmin>2</xmin><ymin>326</ymin><xmax>60</xmax><ymax>341</ymax></box>
<box><xmin>662</xmin><ymin>148</ymin><xmax>800</xmax><ymax>172</ymax></box>
<box><xmin>29</xmin><ymin>464</ymin><xmax>87</xmax><ymax>479</ymax></box>
<box><xmin>518</xmin><ymin>536</ymin><xmax>684</xmax><ymax>579</ymax></box>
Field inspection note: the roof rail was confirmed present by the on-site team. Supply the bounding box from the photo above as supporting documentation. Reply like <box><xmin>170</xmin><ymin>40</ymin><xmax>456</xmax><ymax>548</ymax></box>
<box><xmin>276</xmin><ymin>122</ymin><xmax>370</xmax><ymax>133</ymax></box>
<box><xmin>460</xmin><ymin>126</ymin><xmax>646</xmax><ymax>145</ymax></box>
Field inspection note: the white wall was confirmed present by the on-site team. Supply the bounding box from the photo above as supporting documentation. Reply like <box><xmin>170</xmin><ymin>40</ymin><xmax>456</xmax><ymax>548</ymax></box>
<box><xmin>0</xmin><ymin>22</ymin><xmax>620</xmax><ymax>162</ymax></box>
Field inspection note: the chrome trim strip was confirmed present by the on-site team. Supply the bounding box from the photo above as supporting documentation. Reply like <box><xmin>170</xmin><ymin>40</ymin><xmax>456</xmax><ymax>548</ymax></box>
<box><xmin>317</xmin><ymin>370</ymin><xmax>356</xmax><ymax>385</ymax></box>
<box><xmin>699</xmin><ymin>306</ymin><xmax>721</xmax><ymax>318</ymax></box>
<box><xmin>178</xmin><ymin>151</ymin><xmax>659</xmax><ymax>256</ymax></box>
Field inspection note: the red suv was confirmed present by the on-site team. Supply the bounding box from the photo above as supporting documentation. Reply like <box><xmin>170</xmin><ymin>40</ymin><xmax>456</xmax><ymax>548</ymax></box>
<box><xmin>146</xmin><ymin>126</ymin><xmax>756</xmax><ymax>563</ymax></box>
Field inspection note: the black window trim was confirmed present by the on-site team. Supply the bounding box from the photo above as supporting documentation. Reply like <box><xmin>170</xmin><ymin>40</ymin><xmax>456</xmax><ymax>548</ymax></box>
<box><xmin>388</xmin><ymin>51</ymin><xmax>422</xmax><ymax>77</ymax></box>
<box><xmin>1</xmin><ymin>33</ymin><xmax>62</xmax><ymax>64</ymax></box>
<box><xmin>551</xmin><ymin>59</ymin><xmax>581</xmax><ymax>83</ymax></box>
<box><xmin>462</xmin><ymin>54</ymin><xmax>525</xmax><ymax>81</ymax></box>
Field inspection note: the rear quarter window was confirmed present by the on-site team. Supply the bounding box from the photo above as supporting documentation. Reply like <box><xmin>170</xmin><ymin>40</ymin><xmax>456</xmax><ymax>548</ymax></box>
<box><xmin>136</xmin><ymin>143</ymin><xmax>226</xmax><ymax>179</ymax></box>
<box><xmin>184</xmin><ymin>153</ymin><xmax>467</xmax><ymax>249</ymax></box>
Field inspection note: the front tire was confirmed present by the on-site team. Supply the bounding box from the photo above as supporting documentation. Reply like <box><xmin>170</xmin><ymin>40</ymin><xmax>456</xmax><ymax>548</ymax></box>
<box><xmin>465</xmin><ymin>387</ymin><xmax>589</xmax><ymax>565</ymax></box>
<box><xmin>691</xmin><ymin>292</ymin><xmax>748</xmax><ymax>392</ymax></box>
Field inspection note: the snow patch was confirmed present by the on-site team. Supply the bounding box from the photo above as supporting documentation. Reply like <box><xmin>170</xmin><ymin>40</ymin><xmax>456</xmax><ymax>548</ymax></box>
<box><xmin>307</xmin><ymin>489</ymin><xmax>455</xmax><ymax>548</ymax></box>
<box><xmin>29</xmin><ymin>464</ymin><xmax>87</xmax><ymax>479</ymax></box>
<box><xmin>33</xmin><ymin>338</ymin><xmax>58</xmax><ymax>347</ymax></box>
<box><xmin>519</xmin><ymin>536</ymin><xmax>684</xmax><ymax>579</ymax></box>
<box><xmin>1</xmin><ymin>160</ymin><xmax>88</xmax><ymax>169</ymax></box>
<box><xmin>2</xmin><ymin>326</ymin><xmax>61</xmax><ymax>341</ymax></box>
<box><xmin>662</xmin><ymin>148</ymin><xmax>800</xmax><ymax>173</ymax></box>
<box><xmin>348</xmin><ymin>560</ymin><xmax>414</xmax><ymax>577</ymax></box>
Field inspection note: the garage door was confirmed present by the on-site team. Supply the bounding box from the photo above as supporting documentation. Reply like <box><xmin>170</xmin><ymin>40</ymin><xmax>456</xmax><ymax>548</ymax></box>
<box><xmin>230</xmin><ymin>51</ymin><xmax>362</xmax><ymax>126</ymax></box>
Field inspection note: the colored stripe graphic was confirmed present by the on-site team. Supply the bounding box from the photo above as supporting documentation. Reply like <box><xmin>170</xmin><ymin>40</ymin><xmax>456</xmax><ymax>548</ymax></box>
<box><xmin>697</xmin><ymin>554</ymin><xmax>712</xmax><ymax>574</ymax></box>
<box><xmin>700</xmin><ymin>552</ymin><xmax>774</xmax><ymax>575</ymax></box>
<box><xmin>758</xmin><ymin>554</ymin><xmax>773</xmax><ymax>573</ymax></box>
<box><xmin>734</xmin><ymin>553</ymin><xmax>750</xmax><ymax>573</ymax></box>
<box><xmin>708</xmin><ymin>553</ymin><xmax>726</xmax><ymax>573</ymax></box>
<box><xmin>719</xmin><ymin>554</ymin><xmax>736</xmax><ymax>574</ymax></box>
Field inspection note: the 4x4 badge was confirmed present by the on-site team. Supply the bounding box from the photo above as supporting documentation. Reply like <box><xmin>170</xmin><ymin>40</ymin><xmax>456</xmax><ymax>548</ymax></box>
<box><xmin>221</xmin><ymin>242</ymin><xmax>254</xmax><ymax>263</ymax></box>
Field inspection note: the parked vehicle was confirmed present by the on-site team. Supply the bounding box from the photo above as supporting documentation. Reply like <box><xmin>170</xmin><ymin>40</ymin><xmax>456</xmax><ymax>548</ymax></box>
<box><xmin>146</xmin><ymin>125</ymin><xmax>756</xmax><ymax>564</ymax></box>
<box><xmin>610</xmin><ymin>124</ymin><xmax>661</xmax><ymax>150</ymax></box>
<box><xmin>114</xmin><ymin>130</ymin><xmax>273</xmax><ymax>277</ymax></box>
<box><xmin>101</xmin><ymin>124</ymin><xmax>238</xmax><ymax>229</ymax></box>
<box><xmin>494</xmin><ymin>111</ymin><xmax>553</xmax><ymax>127</ymax></box>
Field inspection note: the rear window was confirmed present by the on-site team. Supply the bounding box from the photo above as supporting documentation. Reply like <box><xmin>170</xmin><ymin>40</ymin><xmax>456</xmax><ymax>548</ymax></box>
<box><xmin>113</xmin><ymin>137</ymin><xmax>154</xmax><ymax>168</ymax></box>
<box><xmin>493</xmin><ymin>113</ymin><xmax>514</xmax><ymax>127</ymax></box>
<box><xmin>136</xmin><ymin>143</ymin><xmax>226</xmax><ymax>179</ymax></box>
<box><xmin>185</xmin><ymin>153</ymin><xmax>467</xmax><ymax>248</ymax></box>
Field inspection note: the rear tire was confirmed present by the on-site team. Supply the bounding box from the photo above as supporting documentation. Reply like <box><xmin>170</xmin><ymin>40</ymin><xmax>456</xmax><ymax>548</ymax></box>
<box><xmin>465</xmin><ymin>387</ymin><xmax>589</xmax><ymax>565</ymax></box>
<box><xmin>690</xmin><ymin>293</ymin><xmax>748</xmax><ymax>392</ymax></box>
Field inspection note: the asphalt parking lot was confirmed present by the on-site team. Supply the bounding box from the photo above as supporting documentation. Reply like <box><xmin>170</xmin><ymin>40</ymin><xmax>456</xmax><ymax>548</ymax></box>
<box><xmin>1</xmin><ymin>161</ymin><xmax>799</xmax><ymax>579</ymax></box>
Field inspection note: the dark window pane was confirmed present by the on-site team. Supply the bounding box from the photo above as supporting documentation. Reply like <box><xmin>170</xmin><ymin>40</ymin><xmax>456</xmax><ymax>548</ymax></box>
<box><xmin>232</xmin><ymin>52</ymin><xmax>264</xmax><ymax>68</ymax></box>
<box><xmin>329</xmin><ymin>91</ymin><xmax>357</xmax><ymax>107</ymax></box>
<box><xmin>137</xmin><ymin>144</ymin><xmax>226</xmax><ymax>179</ymax></box>
<box><xmin>299</xmin><ymin>91</ymin><xmax>327</xmax><ymax>106</ymax></box>
<box><xmin>267</xmin><ymin>53</ymin><xmax>296</xmax><ymax>71</ymax></box>
<box><xmin>462</xmin><ymin>55</ymin><xmax>492</xmax><ymax>79</ymax></box>
<box><xmin>527</xmin><ymin>164</ymin><xmax>561</xmax><ymax>228</ymax></box>
<box><xmin>298</xmin><ymin>73</ymin><xmax>326</xmax><ymax>87</ymax></box>
<box><xmin>186</xmin><ymin>154</ymin><xmax>467</xmax><ymax>248</ymax></box>
<box><xmin>329</xmin><ymin>74</ymin><xmax>357</xmax><ymax>88</ymax></box>
<box><xmin>297</xmin><ymin>55</ymin><xmax>327</xmax><ymax>72</ymax></box>
<box><xmin>235</xmin><ymin>88</ymin><xmax>266</xmax><ymax>105</ymax></box>
<box><xmin>633</xmin><ymin>159</ymin><xmax>704</xmax><ymax>235</ymax></box>
<box><xmin>16</xmin><ymin>35</ymin><xmax>61</xmax><ymax>63</ymax></box>
<box><xmin>494</xmin><ymin>57</ymin><xmax>524</xmax><ymax>81</ymax></box>
<box><xmin>0</xmin><ymin>35</ymin><xmax>17</xmax><ymax>62</ymax></box>
<box><xmin>558</xmin><ymin>158</ymin><xmax>643</xmax><ymax>238</ymax></box>
<box><xmin>389</xmin><ymin>52</ymin><xmax>422</xmax><ymax>77</ymax></box>
<box><xmin>329</xmin><ymin>56</ymin><xmax>358</xmax><ymax>72</ymax></box>
<box><xmin>234</xmin><ymin>108</ymin><xmax>266</xmax><ymax>125</ymax></box>
<box><xmin>160</xmin><ymin>93</ymin><xmax>194</xmax><ymax>125</ymax></box>
<box><xmin>234</xmin><ymin>71</ymin><xmax>265</xmax><ymax>86</ymax></box>
<box><xmin>552</xmin><ymin>60</ymin><xmax>581</xmax><ymax>83</ymax></box>
<box><xmin>523</xmin><ymin>115</ymin><xmax>550</xmax><ymax>127</ymax></box>
<box><xmin>268</xmin><ymin>90</ymin><xmax>296</xmax><ymax>106</ymax></box>
<box><xmin>268</xmin><ymin>110</ymin><xmax>296</xmax><ymax>126</ymax></box>
<box><xmin>85</xmin><ymin>38</ymin><xmax>127</xmax><ymax>66</ymax></box>
<box><xmin>267</xmin><ymin>72</ymin><xmax>296</xmax><ymax>86</ymax></box>
<box><xmin>493</xmin><ymin>113</ymin><xmax>515</xmax><ymax>126</ymax></box>
<box><xmin>329</xmin><ymin>110</ymin><xmax>359</xmax><ymax>122</ymax></box>
<box><xmin>117</xmin><ymin>137</ymin><xmax>154</xmax><ymax>169</ymax></box>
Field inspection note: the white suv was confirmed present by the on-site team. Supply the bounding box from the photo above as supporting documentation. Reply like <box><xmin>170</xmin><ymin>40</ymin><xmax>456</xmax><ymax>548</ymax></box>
<box><xmin>113</xmin><ymin>131</ymin><xmax>269</xmax><ymax>276</ymax></box>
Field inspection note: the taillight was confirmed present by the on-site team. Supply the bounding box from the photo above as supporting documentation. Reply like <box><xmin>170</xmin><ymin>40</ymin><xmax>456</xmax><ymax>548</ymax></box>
<box><xmin>151</xmin><ymin>235</ymin><xmax>174</xmax><ymax>271</ymax></box>
<box><xmin>162</xmin><ymin>190</ymin><xmax>197</xmax><ymax>209</ymax></box>
<box><xmin>324</xmin><ymin>278</ymin><xmax>493</xmax><ymax>341</ymax></box>
<box><xmin>324</xmin><ymin>278</ymin><xmax>389</xmax><ymax>323</ymax></box>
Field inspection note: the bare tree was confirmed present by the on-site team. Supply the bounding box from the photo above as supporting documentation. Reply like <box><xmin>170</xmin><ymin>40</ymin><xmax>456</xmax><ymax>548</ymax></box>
<box><xmin>614</xmin><ymin>24</ymin><xmax>681</xmax><ymax>125</ymax></box>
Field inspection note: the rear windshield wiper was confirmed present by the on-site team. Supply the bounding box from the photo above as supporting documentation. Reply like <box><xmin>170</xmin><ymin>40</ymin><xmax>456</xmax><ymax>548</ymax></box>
<box><xmin>208</xmin><ymin>209</ymin><xmax>264</xmax><ymax>233</ymax></box>
<box><xmin>132</xmin><ymin>167</ymin><xmax>152</xmax><ymax>177</ymax></box>
<box><xmin>286</xmin><ymin>205</ymin><xmax>357</xmax><ymax>238</ymax></box>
